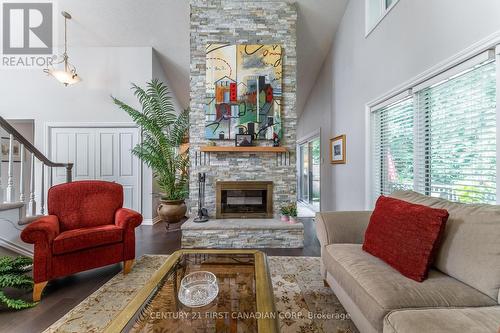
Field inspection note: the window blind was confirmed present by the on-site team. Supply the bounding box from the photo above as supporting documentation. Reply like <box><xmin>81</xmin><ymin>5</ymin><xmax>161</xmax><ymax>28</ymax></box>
<box><xmin>415</xmin><ymin>60</ymin><xmax>497</xmax><ymax>204</ymax></box>
<box><xmin>371</xmin><ymin>97</ymin><xmax>414</xmax><ymax>202</ymax></box>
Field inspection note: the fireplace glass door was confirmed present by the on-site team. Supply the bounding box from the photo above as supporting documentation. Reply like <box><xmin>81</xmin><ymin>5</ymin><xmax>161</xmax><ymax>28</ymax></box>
<box><xmin>222</xmin><ymin>190</ymin><xmax>267</xmax><ymax>215</ymax></box>
<box><xmin>216</xmin><ymin>181</ymin><xmax>273</xmax><ymax>218</ymax></box>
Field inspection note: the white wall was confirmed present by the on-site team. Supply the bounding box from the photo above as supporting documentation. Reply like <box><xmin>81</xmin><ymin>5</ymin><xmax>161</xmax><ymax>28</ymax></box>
<box><xmin>0</xmin><ymin>47</ymin><xmax>157</xmax><ymax>219</ymax></box>
<box><xmin>150</xmin><ymin>49</ymin><xmax>183</xmax><ymax>222</ymax></box>
<box><xmin>298</xmin><ymin>0</ymin><xmax>500</xmax><ymax>211</ymax></box>
<box><xmin>152</xmin><ymin>49</ymin><xmax>182</xmax><ymax>113</ymax></box>
<box><xmin>297</xmin><ymin>50</ymin><xmax>333</xmax><ymax>211</ymax></box>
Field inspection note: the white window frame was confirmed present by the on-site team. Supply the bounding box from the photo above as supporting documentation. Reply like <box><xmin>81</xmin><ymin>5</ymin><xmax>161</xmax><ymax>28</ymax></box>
<box><xmin>365</xmin><ymin>32</ymin><xmax>500</xmax><ymax>209</ymax></box>
<box><xmin>365</xmin><ymin>0</ymin><xmax>401</xmax><ymax>37</ymax></box>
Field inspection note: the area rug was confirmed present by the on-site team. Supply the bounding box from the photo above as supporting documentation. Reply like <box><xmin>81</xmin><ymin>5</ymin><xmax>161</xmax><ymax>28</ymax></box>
<box><xmin>44</xmin><ymin>255</ymin><xmax>358</xmax><ymax>333</ymax></box>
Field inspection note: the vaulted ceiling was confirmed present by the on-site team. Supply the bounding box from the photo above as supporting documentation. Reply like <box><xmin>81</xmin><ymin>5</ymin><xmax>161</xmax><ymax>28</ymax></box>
<box><xmin>54</xmin><ymin>0</ymin><xmax>348</xmax><ymax>115</ymax></box>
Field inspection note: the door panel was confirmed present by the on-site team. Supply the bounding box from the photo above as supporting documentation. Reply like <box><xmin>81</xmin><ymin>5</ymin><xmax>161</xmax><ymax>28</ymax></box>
<box><xmin>50</xmin><ymin>126</ymin><xmax>140</xmax><ymax>211</ymax></box>
<box><xmin>310</xmin><ymin>138</ymin><xmax>321</xmax><ymax>211</ymax></box>
<box><xmin>75</xmin><ymin>133</ymin><xmax>92</xmax><ymax>178</ymax></box>
<box><xmin>298</xmin><ymin>136</ymin><xmax>321</xmax><ymax>212</ymax></box>
<box><xmin>119</xmin><ymin>133</ymin><xmax>134</xmax><ymax>177</ymax></box>
<box><xmin>299</xmin><ymin>143</ymin><xmax>309</xmax><ymax>202</ymax></box>
<box><xmin>53</xmin><ymin>131</ymin><xmax>72</xmax><ymax>178</ymax></box>
<box><xmin>98</xmin><ymin>132</ymin><xmax>115</xmax><ymax>177</ymax></box>
<box><xmin>122</xmin><ymin>185</ymin><xmax>134</xmax><ymax>210</ymax></box>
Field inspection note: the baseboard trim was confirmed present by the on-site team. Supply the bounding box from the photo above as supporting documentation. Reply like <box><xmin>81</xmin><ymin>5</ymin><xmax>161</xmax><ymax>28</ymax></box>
<box><xmin>142</xmin><ymin>218</ymin><xmax>154</xmax><ymax>226</ymax></box>
<box><xmin>0</xmin><ymin>238</ymin><xmax>33</xmax><ymax>257</ymax></box>
<box><xmin>143</xmin><ymin>216</ymin><xmax>182</xmax><ymax>226</ymax></box>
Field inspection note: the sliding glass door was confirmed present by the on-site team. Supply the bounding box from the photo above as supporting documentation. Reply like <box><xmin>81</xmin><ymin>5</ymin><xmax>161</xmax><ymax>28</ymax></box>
<box><xmin>298</xmin><ymin>137</ymin><xmax>320</xmax><ymax>211</ymax></box>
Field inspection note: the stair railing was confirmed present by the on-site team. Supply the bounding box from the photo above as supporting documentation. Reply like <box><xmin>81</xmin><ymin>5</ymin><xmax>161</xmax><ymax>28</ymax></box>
<box><xmin>0</xmin><ymin>116</ymin><xmax>73</xmax><ymax>216</ymax></box>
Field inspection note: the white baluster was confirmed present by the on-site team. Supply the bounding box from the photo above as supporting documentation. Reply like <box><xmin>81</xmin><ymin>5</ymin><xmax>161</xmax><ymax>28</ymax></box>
<box><xmin>40</xmin><ymin>163</ymin><xmax>45</xmax><ymax>215</ymax></box>
<box><xmin>19</xmin><ymin>144</ymin><xmax>25</xmax><ymax>202</ymax></box>
<box><xmin>27</xmin><ymin>154</ymin><xmax>36</xmax><ymax>216</ymax></box>
<box><xmin>5</xmin><ymin>134</ymin><xmax>15</xmax><ymax>202</ymax></box>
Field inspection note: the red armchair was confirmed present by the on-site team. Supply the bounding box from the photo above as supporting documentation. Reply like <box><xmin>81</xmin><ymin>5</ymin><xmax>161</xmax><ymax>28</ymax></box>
<box><xmin>21</xmin><ymin>180</ymin><xmax>142</xmax><ymax>301</ymax></box>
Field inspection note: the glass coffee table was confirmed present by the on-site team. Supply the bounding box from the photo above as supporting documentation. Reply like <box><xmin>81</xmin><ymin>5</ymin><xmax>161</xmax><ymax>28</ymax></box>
<box><xmin>105</xmin><ymin>249</ymin><xmax>278</xmax><ymax>333</ymax></box>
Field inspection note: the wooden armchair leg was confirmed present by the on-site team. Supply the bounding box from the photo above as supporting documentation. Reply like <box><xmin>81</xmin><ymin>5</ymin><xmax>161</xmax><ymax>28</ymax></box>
<box><xmin>123</xmin><ymin>259</ymin><xmax>134</xmax><ymax>275</ymax></box>
<box><xmin>33</xmin><ymin>281</ymin><xmax>48</xmax><ymax>302</ymax></box>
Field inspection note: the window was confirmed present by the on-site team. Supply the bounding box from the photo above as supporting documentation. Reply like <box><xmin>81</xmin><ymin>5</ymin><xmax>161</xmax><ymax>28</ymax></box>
<box><xmin>416</xmin><ymin>60</ymin><xmax>497</xmax><ymax>203</ymax></box>
<box><xmin>366</xmin><ymin>0</ymin><xmax>400</xmax><ymax>36</ymax></box>
<box><xmin>371</xmin><ymin>96</ymin><xmax>414</xmax><ymax>202</ymax></box>
<box><xmin>371</xmin><ymin>51</ymin><xmax>497</xmax><ymax>204</ymax></box>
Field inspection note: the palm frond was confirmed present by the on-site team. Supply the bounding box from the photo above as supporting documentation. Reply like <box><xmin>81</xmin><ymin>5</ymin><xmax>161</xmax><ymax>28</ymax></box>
<box><xmin>0</xmin><ymin>256</ymin><xmax>36</xmax><ymax>310</ymax></box>
<box><xmin>113</xmin><ymin>80</ymin><xmax>190</xmax><ymax>200</ymax></box>
<box><xmin>0</xmin><ymin>291</ymin><xmax>37</xmax><ymax>309</ymax></box>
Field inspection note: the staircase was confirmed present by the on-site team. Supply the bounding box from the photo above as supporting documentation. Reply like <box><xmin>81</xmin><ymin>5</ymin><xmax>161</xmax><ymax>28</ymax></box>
<box><xmin>0</xmin><ymin>117</ymin><xmax>73</xmax><ymax>256</ymax></box>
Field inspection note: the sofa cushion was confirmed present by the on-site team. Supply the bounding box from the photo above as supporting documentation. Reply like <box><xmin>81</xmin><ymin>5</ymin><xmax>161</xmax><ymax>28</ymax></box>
<box><xmin>363</xmin><ymin>196</ymin><xmax>449</xmax><ymax>282</ymax></box>
<box><xmin>383</xmin><ymin>306</ymin><xmax>500</xmax><ymax>333</ymax></box>
<box><xmin>323</xmin><ymin>244</ymin><xmax>497</xmax><ymax>332</ymax></box>
<box><xmin>53</xmin><ymin>224</ymin><xmax>123</xmax><ymax>255</ymax></box>
<box><xmin>391</xmin><ymin>190</ymin><xmax>500</xmax><ymax>301</ymax></box>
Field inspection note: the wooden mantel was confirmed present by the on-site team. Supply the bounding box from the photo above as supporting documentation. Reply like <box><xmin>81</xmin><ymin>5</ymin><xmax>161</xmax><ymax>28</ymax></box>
<box><xmin>200</xmin><ymin>146</ymin><xmax>288</xmax><ymax>153</ymax></box>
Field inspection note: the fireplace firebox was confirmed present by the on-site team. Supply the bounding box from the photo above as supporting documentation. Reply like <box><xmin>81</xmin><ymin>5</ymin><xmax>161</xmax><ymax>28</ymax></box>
<box><xmin>216</xmin><ymin>181</ymin><xmax>273</xmax><ymax>218</ymax></box>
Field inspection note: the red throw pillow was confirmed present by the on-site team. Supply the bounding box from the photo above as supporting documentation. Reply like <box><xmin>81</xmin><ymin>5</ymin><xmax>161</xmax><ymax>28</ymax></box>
<box><xmin>363</xmin><ymin>196</ymin><xmax>449</xmax><ymax>282</ymax></box>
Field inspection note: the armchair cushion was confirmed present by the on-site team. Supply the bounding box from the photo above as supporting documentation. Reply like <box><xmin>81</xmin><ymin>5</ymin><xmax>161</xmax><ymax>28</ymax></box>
<box><xmin>52</xmin><ymin>224</ymin><xmax>123</xmax><ymax>255</ymax></box>
<box><xmin>48</xmin><ymin>180</ymin><xmax>123</xmax><ymax>231</ymax></box>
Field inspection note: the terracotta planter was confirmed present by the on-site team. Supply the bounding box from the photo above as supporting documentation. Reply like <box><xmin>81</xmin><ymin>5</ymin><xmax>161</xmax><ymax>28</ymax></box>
<box><xmin>289</xmin><ymin>216</ymin><xmax>298</xmax><ymax>224</ymax></box>
<box><xmin>157</xmin><ymin>199</ymin><xmax>187</xmax><ymax>224</ymax></box>
<box><xmin>281</xmin><ymin>215</ymin><xmax>290</xmax><ymax>222</ymax></box>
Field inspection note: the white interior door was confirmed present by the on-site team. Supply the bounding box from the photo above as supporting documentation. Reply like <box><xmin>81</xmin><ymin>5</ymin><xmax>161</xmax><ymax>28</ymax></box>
<box><xmin>49</xmin><ymin>126</ymin><xmax>140</xmax><ymax>211</ymax></box>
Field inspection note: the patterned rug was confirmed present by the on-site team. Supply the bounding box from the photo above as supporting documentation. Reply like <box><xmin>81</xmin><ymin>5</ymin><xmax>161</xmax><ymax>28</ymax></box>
<box><xmin>44</xmin><ymin>255</ymin><xmax>358</xmax><ymax>333</ymax></box>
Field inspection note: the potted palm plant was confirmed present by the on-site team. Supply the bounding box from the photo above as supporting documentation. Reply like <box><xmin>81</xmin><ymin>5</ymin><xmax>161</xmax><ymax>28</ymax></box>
<box><xmin>112</xmin><ymin>79</ymin><xmax>189</xmax><ymax>225</ymax></box>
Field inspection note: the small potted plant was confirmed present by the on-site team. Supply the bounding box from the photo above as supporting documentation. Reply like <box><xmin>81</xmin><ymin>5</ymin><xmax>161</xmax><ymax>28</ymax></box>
<box><xmin>288</xmin><ymin>203</ymin><xmax>298</xmax><ymax>224</ymax></box>
<box><xmin>280</xmin><ymin>204</ymin><xmax>290</xmax><ymax>222</ymax></box>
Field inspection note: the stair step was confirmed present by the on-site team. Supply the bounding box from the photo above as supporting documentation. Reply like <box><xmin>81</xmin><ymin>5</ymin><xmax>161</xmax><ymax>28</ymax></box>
<box><xmin>18</xmin><ymin>215</ymin><xmax>43</xmax><ymax>226</ymax></box>
<box><xmin>0</xmin><ymin>202</ymin><xmax>24</xmax><ymax>212</ymax></box>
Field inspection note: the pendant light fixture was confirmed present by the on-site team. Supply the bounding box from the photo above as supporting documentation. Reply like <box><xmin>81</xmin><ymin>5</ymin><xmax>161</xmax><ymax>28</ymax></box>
<box><xmin>44</xmin><ymin>11</ymin><xmax>81</xmax><ymax>86</ymax></box>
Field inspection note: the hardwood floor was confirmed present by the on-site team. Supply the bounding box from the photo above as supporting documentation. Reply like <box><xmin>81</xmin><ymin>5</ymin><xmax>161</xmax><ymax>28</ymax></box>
<box><xmin>0</xmin><ymin>218</ymin><xmax>319</xmax><ymax>333</ymax></box>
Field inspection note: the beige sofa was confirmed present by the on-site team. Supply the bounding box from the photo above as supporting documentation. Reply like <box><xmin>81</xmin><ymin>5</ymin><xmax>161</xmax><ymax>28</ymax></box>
<box><xmin>317</xmin><ymin>190</ymin><xmax>500</xmax><ymax>333</ymax></box>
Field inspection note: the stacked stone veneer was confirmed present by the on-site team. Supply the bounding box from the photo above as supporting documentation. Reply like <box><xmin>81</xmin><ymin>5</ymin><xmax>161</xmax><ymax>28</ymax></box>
<box><xmin>189</xmin><ymin>0</ymin><xmax>297</xmax><ymax>217</ymax></box>
<box><xmin>182</xmin><ymin>218</ymin><xmax>304</xmax><ymax>248</ymax></box>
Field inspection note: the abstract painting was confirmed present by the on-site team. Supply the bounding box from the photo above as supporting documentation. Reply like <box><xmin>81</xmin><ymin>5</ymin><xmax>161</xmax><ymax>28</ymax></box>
<box><xmin>205</xmin><ymin>44</ymin><xmax>283</xmax><ymax>140</ymax></box>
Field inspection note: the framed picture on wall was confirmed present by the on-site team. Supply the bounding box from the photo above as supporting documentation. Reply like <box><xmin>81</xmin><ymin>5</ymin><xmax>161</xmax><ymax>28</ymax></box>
<box><xmin>330</xmin><ymin>135</ymin><xmax>346</xmax><ymax>164</ymax></box>
<box><xmin>1</xmin><ymin>137</ymin><xmax>21</xmax><ymax>162</ymax></box>
<box><xmin>235</xmin><ymin>134</ymin><xmax>253</xmax><ymax>147</ymax></box>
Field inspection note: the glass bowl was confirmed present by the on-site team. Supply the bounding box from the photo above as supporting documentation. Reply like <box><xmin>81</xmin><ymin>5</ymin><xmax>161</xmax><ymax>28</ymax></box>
<box><xmin>178</xmin><ymin>271</ymin><xmax>218</xmax><ymax>307</ymax></box>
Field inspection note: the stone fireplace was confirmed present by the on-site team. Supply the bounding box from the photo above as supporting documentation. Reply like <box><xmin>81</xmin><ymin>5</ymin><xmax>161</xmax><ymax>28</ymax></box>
<box><xmin>216</xmin><ymin>181</ymin><xmax>273</xmax><ymax>219</ymax></box>
<box><xmin>182</xmin><ymin>0</ymin><xmax>302</xmax><ymax>249</ymax></box>
<box><xmin>188</xmin><ymin>0</ymin><xmax>297</xmax><ymax>218</ymax></box>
